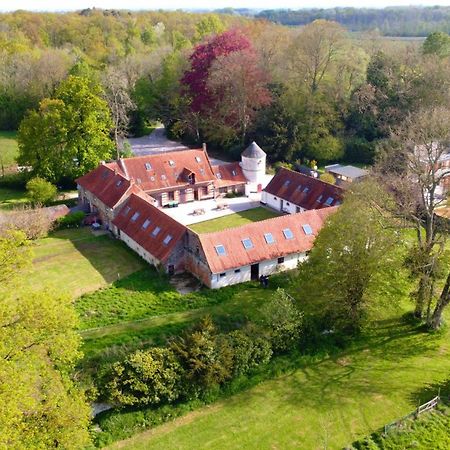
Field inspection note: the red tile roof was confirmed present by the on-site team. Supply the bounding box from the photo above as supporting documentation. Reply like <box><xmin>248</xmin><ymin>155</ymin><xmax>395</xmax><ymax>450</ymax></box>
<box><xmin>76</xmin><ymin>165</ymin><xmax>136</xmax><ymax>209</ymax></box>
<box><xmin>212</xmin><ymin>162</ymin><xmax>247</xmax><ymax>187</ymax></box>
<box><xmin>264</xmin><ymin>168</ymin><xmax>344</xmax><ymax>210</ymax></box>
<box><xmin>197</xmin><ymin>207</ymin><xmax>337</xmax><ymax>273</ymax></box>
<box><xmin>112</xmin><ymin>193</ymin><xmax>187</xmax><ymax>263</ymax></box>
<box><xmin>109</xmin><ymin>149</ymin><xmax>217</xmax><ymax>192</ymax></box>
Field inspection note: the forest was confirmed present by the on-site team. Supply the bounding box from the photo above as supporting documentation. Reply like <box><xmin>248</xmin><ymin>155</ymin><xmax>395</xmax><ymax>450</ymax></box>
<box><xmin>3</xmin><ymin>7</ymin><xmax>450</xmax><ymax>179</ymax></box>
<box><xmin>257</xmin><ymin>6</ymin><xmax>450</xmax><ymax>36</ymax></box>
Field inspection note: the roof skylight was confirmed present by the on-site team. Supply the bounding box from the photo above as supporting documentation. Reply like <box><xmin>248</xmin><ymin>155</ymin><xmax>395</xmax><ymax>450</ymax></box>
<box><xmin>152</xmin><ymin>226</ymin><xmax>161</xmax><ymax>237</ymax></box>
<box><xmin>303</xmin><ymin>187</ymin><xmax>310</xmax><ymax>194</ymax></box>
<box><xmin>142</xmin><ymin>219</ymin><xmax>151</xmax><ymax>229</ymax></box>
<box><xmin>242</xmin><ymin>238</ymin><xmax>253</xmax><ymax>250</ymax></box>
<box><xmin>131</xmin><ymin>212</ymin><xmax>140</xmax><ymax>222</ymax></box>
<box><xmin>283</xmin><ymin>228</ymin><xmax>294</xmax><ymax>239</ymax></box>
<box><xmin>302</xmin><ymin>224</ymin><xmax>313</xmax><ymax>235</ymax></box>
<box><xmin>264</xmin><ymin>233</ymin><xmax>275</xmax><ymax>244</ymax></box>
<box><xmin>163</xmin><ymin>234</ymin><xmax>173</xmax><ymax>245</ymax></box>
<box><xmin>145</xmin><ymin>162</ymin><xmax>152</xmax><ymax>170</ymax></box>
<box><xmin>195</xmin><ymin>156</ymin><xmax>201</xmax><ymax>163</ymax></box>
<box><xmin>215</xmin><ymin>245</ymin><xmax>226</xmax><ymax>256</ymax></box>
<box><xmin>325</xmin><ymin>197</ymin><xmax>334</xmax><ymax>206</ymax></box>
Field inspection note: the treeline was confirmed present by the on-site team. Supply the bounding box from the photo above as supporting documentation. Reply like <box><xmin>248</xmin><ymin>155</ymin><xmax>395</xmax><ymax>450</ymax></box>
<box><xmin>257</xmin><ymin>7</ymin><xmax>450</xmax><ymax>36</ymax></box>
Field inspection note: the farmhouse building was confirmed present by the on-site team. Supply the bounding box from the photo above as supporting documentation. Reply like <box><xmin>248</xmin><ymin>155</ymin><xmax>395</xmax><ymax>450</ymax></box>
<box><xmin>186</xmin><ymin>208</ymin><xmax>336</xmax><ymax>289</ymax></box>
<box><xmin>324</xmin><ymin>164</ymin><xmax>368</xmax><ymax>186</ymax></box>
<box><xmin>261</xmin><ymin>167</ymin><xmax>344</xmax><ymax>214</ymax></box>
<box><xmin>76</xmin><ymin>143</ymin><xmax>341</xmax><ymax>288</ymax></box>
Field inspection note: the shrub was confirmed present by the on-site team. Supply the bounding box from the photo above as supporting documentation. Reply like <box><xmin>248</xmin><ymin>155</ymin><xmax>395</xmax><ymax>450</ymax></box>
<box><xmin>319</xmin><ymin>172</ymin><xmax>336</xmax><ymax>185</ymax></box>
<box><xmin>170</xmin><ymin>316</ymin><xmax>234</xmax><ymax>396</ymax></box>
<box><xmin>57</xmin><ymin>211</ymin><xmax>85</xmax><ymax>228</ymax></box>
<box><xmin>0</xmin><ymin>205</ymin><xmax>53</xmax><ymax>239</ymax></box>
<box><xmin>26</xmin><ymin>177</ymin><xmax>57</xmax><ymax>206</ymax></box>
<box><xmin>259</xmin><ymin>288</ymin><xmax>303</xmax><ymax>353</ymax></box>
<box><xmin>226</xmin><ymin>330</ymin><xmax>272</xmax><ymax>376</ymax></box>
<box><xmin>107</xmin><ymin>347</ymin><xmax>184</xmax><ymax>407</ymax></box>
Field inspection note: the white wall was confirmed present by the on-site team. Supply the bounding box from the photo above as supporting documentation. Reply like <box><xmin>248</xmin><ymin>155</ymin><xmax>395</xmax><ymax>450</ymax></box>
<box><xmin>119</xmin><ymin>231</ymin><xmax>161</xmax><ymax>267</ymax></box>
<box><xmin>210</xmin><ymin>252</ymin><xmax>308</xmax><ymax>289</ymax></box>
<box><xmin>261</xmin><ymin>192</ymin><xmax>305</xmax><ymax>214</ymax></box>
<box><xmin>241</xmin><ymin>155</ymin><xmax>266</xmax><ymax>184</ymax></box>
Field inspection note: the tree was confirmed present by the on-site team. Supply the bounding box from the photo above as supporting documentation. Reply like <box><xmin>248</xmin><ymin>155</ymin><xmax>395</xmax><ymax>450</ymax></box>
<box><xmin>0</xmin><ymin>233</ymin><xmax>90</xmax><ymax>448</ymax></box>
<box><xmin>259</xmin><ymin>288</ymin><xmax>303</xmax><ymax>353</ymax></box>
<box><xmin>107</xmin><ymin>348</ymin><xmax>184</xmax><ymax>407</ymax></box>
<box><xmin>26</xmin><ymin>177</ymin><xmax>57</xmax><ymax>205</ymax></box>
<box><xmin>170</xmin><ymin>316</ymin><xmax>233</xmax><ymax>396</ymax></box>
<box><xmin>18</xmin><ymin>76</ymin><xmax>114</xmax><ymax>185</ymax></box>
<box><xmin>206</xmin><ymin>48</ymin><xmax>271</xmax><ymax>146</ymax></box>
<box><xmin>102</xmin><ymin>66</ymin><xmax>136</xmax><ymax>155</ymax></box>
<box><xmin>181</xmin><ymin>29</ymin><xmax>252</xmax><ymax>114</ymax></box>
<box><xmin>194</xmin><ymin>15</ymin><xmax>225</xmax><ymax>42</ymax></box>
<box><xmin>423</xmin><ymin>32</ymin><xmax>450</xmax><ymax>58</ymax></box>
<box><xmin>296</xmin><ymin>181</ymin><xmax>404</xmax><ymax>334</ymax></box>
<box><xmin>377</xmin><ymin>106</ymin><xmax>450</xmax><ymax>324</ymax></box>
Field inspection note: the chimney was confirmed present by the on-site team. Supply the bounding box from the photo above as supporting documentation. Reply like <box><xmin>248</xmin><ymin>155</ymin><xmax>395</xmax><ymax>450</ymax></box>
<box><xmin>118</xmin><ymin>158</ymin><xmax>129</xmax><ymax>179</ymax></box>
<box><xmin>202</xmin><ymin>142</ymin><xmax>207</xmax><ymax>152</ymax></box>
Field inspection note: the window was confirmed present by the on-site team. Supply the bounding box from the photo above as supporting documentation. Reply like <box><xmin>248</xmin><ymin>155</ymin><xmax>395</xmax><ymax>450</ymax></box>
<box><xmin>296</xmin><ymin>185</ymin><xmax>302</xmax><ymax>191</ymax></box>
<box><xmin>102</xmin><ymin>169</ymin><xmax>109</xmax><ymax>179</ymax></box>
<box><xmin>152</xmin><ymin>226</ymin><xmax>161</xmax><ymax>237</ymax></box>
<box><xmin>264</xmin><ymin>233</ymin><xmax>275</xmax><ymax>244</ymax></box>
<box><xmin>242</xmin><ymin>238</ymin><xmax>253</xmax><ymax>249</ymax></box>
<box><xmin>232</xmin><ymin>170</ymin><xmax>237</xmax><ymax>176</ymax></box>
<box><xmin>195</xmin><ymin>156</ymin><xmax>202</xmax><ymax>163</ymax></box>
<box><xmin>150</xmin><ymin>176</ymin><xmax>155</xmax><ymax>181</ymax></box>
<box><xmin>283</xmin><ymin>228</ymin><xmax>294</xmax><ymax>239</ymax></box>
<box><xmin>136</xmin><ymin>178</ymin><xmax>142</xmax><ymax>185</ymax></box>
<box><xmin>284</xmin><ymin>180</ymin><xmax>291</xmax><ymax>187</ymax></box>
<box><xmin>317</xmin><ymin>195</ymin><xmax>323</xmax><ymax>203</ymax></box>
<box><xmin>123</xmin><ymin>206</ymin><xmax>131</xmax><ymax>216</ymax></box>
<box><xmin>163</xmin><ymin>234</ymin><xmax>172</xmax><ymax>245</ymax></box>
<box><xmin>145</xmin><ymin>162</ymin><xmax>152</xmax><ymax>170</ymax></box>
<box><xmin>216</xmin><ymin>172</ymin><xmax>222</xmax><ymax>179</ymax></box>
<box><xmin>116</xmin><ymin>179</ymin><xmax>123</xmax><ymax>187</ymax></box>
<box><xmin>302</xmin><ymin>224</ymin><xmax>313</xmax><ymax>235</ymax></box>
<box><xmin>200</xmin><ymin>168</ymin><xmax>205</xmax><ymax>175</ymax></box>
<box><xmin>273</xmin><ymin>196</ymin><xmax>277</xmax><ymax>200</ymax></box>
<box><xmin>131</xmin><ymin>212</ymin><xmax>140</xmax><ymax>222</ymax></box>
<box><xmin>142</xmin><ymin>219</ymin><xmax>151</xmax><ymax>229</ymax></box>
<box><xmin>168</xmin><ymin>160</ymin><xmax>175</xmax><ymax>166</ymax></box>
<box><xmin>303</xmin><ymin>187</ymin><xmax>310</xmax><ymax>194</ymax></box>
<box><xmin>215</xmin><ymin>245</ymin><xmax>226</xmax><ymax>256</ymax></box>
<box><xmin>325</xmin><ymin>196</ymin><xmax>334</xmax><ymax>206</ymax></box>
<box><xmin>219</xmin><ymin>272</ymin><xmax>226</xmax><ymax>278</ymax></box>
<box><xmin>234</xmin><ymin>269</ymin><xmax>241</xmax><ymax>273</ymax></box>
<box><xmin>277</xmin><ymin>257</ymin><xmax>285</xmax><ymax>264</ymax></box>
<box><xmin>161</xmin><ymin>174</ymin><xmax>167</xmax><ymax>181</ymax></box>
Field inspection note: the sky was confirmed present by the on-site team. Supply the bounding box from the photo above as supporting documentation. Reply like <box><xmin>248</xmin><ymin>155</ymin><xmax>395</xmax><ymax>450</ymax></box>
<box><xmin>3</xmin><ymin>1</ymin><xmax>450</xmax><ymax>12</ymax></box>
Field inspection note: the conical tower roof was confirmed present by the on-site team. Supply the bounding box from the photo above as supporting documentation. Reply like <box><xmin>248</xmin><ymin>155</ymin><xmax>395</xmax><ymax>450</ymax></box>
<box><xmin>242</xmin><ymin>141</ymin><xmax>266</xmax><ymax>158</ymax></box>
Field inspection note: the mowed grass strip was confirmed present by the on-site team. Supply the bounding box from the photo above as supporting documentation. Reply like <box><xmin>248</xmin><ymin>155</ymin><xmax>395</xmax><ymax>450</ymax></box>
<box><xmin>0</xmin><ymin>130</ymin><xmax>18</xmax><ymax>168</ymax></box>
<box><xmin>24</xmin><ymin>228</ymin><xmax>146</xmax><ymax>298</ymax></box>
<box><xmin>189</xmin><ymin>207</ymin><xmax>281</xmax><ymax>234</ymax></box>
<box><xmin>0</xmin><ymin>187</ymin><xmax>29</xmax><ymax>210</ymax></box>
<box><xmin>107</xmin><ymin>314</ymin><xmax>450</xmax><ymax>450</ymax></box>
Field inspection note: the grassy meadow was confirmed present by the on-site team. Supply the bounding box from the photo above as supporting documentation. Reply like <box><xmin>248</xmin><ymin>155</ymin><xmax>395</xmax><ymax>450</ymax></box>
<box><xmin>189</xmin><ymin>207</ymin><xmax>281</xmax><ymax>234</ymax></box>
<box><xmin>0</xmin><ymin>130</ymin><xmax>18</xmax><ymax>170</ymax></box>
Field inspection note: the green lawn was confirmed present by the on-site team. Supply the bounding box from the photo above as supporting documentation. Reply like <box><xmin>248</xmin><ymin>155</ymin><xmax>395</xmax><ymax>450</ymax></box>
<box><xmin>23</xmin><ymin>228</ymin><xmax>146</xmax><ymax>298</ymax></box>
<box><xmin>189</xmin><ymin>207</ymin><xmax>281</xmax><ymax>234</ymax></box>
<box><xmin>107</xmin><ymin>313</ymin><xmax>450</xmax><ymax>450</ymax></box>
<box><xmin>0</xmin><ymin>130</ymin><xmax>18</xmax><ymax>169</ymax></box>
<box><xmin>0</xmin><ymin>186</ymin><xmax>28</xmax><ymax>210</ymax></box>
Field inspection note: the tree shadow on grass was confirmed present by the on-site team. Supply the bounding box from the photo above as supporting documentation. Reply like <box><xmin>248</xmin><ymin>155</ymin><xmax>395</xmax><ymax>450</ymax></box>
<box><xmin>409</xmin><ymin>378</ymin><xmax>450</xmax><ymax>405</ymax></box>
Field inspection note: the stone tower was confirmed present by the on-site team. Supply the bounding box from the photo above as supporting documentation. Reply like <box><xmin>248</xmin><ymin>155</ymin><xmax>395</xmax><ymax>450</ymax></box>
<box><xmin>241</xmin><ymin>142</ymin><xmax>266</xmax><ymax>184</ymax></box>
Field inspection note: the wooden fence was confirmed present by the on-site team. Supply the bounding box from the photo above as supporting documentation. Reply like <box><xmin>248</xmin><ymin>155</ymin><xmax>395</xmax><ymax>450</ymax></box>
<box><xmin>383</xmin><ymin>394</ymin><xmax>440</xmax><ymax>435</ymax></box>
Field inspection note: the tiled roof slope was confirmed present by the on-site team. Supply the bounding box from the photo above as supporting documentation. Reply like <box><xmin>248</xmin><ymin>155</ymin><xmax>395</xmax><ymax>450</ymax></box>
<box><xmin>212</xmin><ymin>162</ymin><xmax>247</xmax><ymax>187</ymax></box>
<box><xmin>112</xmin><ymin>193</ymin><xmax>187</xmax><ymax>263</ymax></box>
<box><xmin>109</xmin><ymin>149</ymin><xmax>216</xmax><ymax>192</ymax></box>
<box><xmin>76</xmin><ymin>164</ymin><xmax>136</xmax><ymax>208</ymax></box>
<box><xmin>264</xmin><ymin>167</ymin><xmax>344</xmax><ymax>210</ymax></box>
<box><xmin>198</xmin><ymin>207</ymin><xmax>337</xmax><ymax>273</ymax></box>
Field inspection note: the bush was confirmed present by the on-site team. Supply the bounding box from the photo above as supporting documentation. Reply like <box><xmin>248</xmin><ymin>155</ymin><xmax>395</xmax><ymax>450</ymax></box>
<box><xmin>259</xmin><ymin>288</ymin><xmax>303</xmax><ymax>353</ymax></box>
<box><xmin>107</xmin><ymin>347</ymin><xmax>184</xmax><ymax>407</ymax></box>
<box><xmin>319</xmin><ymin>172</ymin><xmax>336</xmax><ymax>185</ymax></box>
<box><xmin>57</xmin><ymin>211</ymin><xmax>85</xmax><ymax>228</ymax></box>
<box><xmin>26</xmin><ymin>177</ymin><xmax>57</xmax><ymax>206</ymax></box>
<box><xmin>226</xmin><ymin>330</ymin><xmax>272</xmax><ymax>376</ymax></box>
<box><xmin>0</xmin><ymin>205</ymin><xmax>53</xmax><ymax>239</ymax></box>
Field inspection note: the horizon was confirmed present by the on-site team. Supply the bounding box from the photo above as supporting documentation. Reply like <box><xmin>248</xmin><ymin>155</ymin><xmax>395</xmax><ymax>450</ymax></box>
<box><xmin>3</xmin><ymin>1</ymin><xmax>450</xmax><ymax>13</ymax></box>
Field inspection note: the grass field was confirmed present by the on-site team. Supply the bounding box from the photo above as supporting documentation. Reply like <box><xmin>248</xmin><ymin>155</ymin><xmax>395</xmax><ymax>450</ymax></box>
<box><xmin>107</xmin><ymin>313</ymin><xmax>450</xmax><ymax>450</ymax></box>
<box><xmin>23</xmin><ymin>228</ymin><xmax>146</xmax><ymax>298</ymax></box>
<box><xmin>0</xmin><ymin>186</ymin><xmax>28</xmax><ymax>210</ymax></box>
<box><xmin>0</xmin><ymin>130</ymin><xmax>18</xmax><ymax>169</ymax></box>
<box><xmin>351</xmin><ymin>403</ymin><xmax>450</xmax><ymax>449</ymax></box>
<box><xmin>189</xmin><ymin>207</ymin><xmax>281</xmax><ymax>234</ymax></box>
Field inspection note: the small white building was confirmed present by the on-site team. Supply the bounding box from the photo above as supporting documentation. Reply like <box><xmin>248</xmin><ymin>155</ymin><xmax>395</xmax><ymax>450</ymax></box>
<box><xmin>240</xmin><ymin>142</ymin><xmax>266</xmax><ymax>186</ymax></box>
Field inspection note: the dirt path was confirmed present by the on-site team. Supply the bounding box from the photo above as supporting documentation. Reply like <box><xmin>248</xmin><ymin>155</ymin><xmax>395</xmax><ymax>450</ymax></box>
<box><xmin>126</xmin><ymin>126</ymin><xmax>188</xmax><ymax>156</ymax></box>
